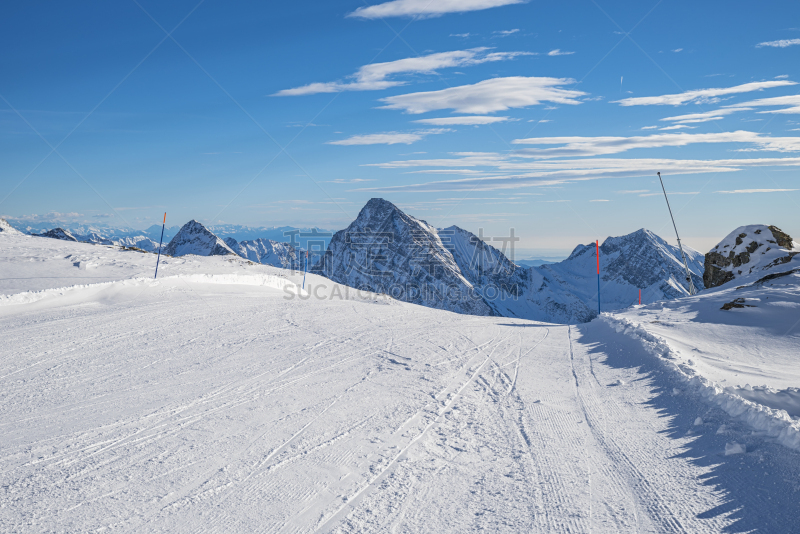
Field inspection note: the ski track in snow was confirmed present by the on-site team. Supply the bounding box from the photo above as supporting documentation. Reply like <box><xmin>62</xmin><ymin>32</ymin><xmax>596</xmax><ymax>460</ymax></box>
<box><xmin>2</xmin><ymin>261</ymin><xmax>800</xmax><ymax>531</ymax></box>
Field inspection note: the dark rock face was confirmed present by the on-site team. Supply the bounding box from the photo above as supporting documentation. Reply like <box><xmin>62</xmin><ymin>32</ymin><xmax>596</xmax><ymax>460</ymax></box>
<box><xmin>768</xmin><ymin>226</ymin><xmax>793</xmax><ymax>249</ymax></box>
<box><xmin>36</xmin><ymin>228</ymin><xmax>78</xmax><ymax>242</ymax></box>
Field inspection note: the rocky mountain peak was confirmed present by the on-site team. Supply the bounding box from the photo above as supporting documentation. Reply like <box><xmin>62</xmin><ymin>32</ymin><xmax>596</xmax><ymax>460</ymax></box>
<box><xmin>705</xmin><ymin>224</ymin><xmax>798</xmax><ymax>288</ymax></box>
<box><xmin>36</xmin><ymin>227</ymin><xmax>78</xmax><ymax>242</ymax></box>
<box><xmin>163</xmin><ymin>220</ymin><xmax>237</xmax><ymax>257</ymax></box>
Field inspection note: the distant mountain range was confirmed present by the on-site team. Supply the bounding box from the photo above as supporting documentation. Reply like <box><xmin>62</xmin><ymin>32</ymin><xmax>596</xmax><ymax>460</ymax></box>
<box><xmin>312</xmin><ymin>198</ymin><xmax>705</xmax><ymax>323</ymax></box>
<box><xmin>14</xmin><ymin>201</ymin><xmax>789</xmax><ymax>324</ymax></box>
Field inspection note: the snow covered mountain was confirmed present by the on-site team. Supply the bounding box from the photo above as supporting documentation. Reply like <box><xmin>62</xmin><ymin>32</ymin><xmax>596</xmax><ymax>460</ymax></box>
<box><xmin>36</xmin><ymin>227</ymin><xmax>79</xmax><ymax>241</ymax></box>
<box><xmin>704</xmin><ymin>225</ymin><xmax>799</xmax><ymax>288</ymax></box>
<box><xmin>0</xmin><ymin>218</ymin><xmax>22</xmax><ymax>235</ymax></box>
<box><xmin>163</xmin><ymin>220</ymin><xmax>237</xmax><ymax>257</ymax></box>
<box><xmin>313</xmin><ymin>200</ymin><xmax>711</xmax><ymax>324</ymax></box>
<box><xmin>314</xmin><ymin>198</ymin><xmax>496</xmax><ymax>316</ymax></box>
<box><xmin>225</xmin><ymin>237</ymin><xmax>303</xmax><ymax>269</ymax></box>
<box><xmin>79</xmin><ymin>232</ymin><xmax>115</xmax><ymax>245</ymax></box>
<box><xmin>115</xmin><ymin>235</ymin><xmax>162</xmax><ymax>252</ymax></box>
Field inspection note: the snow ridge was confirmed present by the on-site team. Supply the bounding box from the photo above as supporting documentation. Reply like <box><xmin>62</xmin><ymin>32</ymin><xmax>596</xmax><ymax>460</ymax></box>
<box><xmin>35</xmin><ymin>227</ymin><xmax>78</xmax><ymax>242</ymax></box>
<box><xmin>600</xmin><ymin>314</ymin><xmax>800</xmax><ymax>451</ymax></box>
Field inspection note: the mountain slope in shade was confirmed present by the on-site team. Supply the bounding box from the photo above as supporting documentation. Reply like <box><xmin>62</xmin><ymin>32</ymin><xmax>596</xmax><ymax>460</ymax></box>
<box><xmin>225</xmin><ymin>237</ymin><xmax>303</xmax><ymax>269</ymax></box>
<box><xmin>36</xmin><ymin>228</ymin><xmax>78</xmax><ymax>242</ymax></box>
<box><xmin>314</xmin><ymin>198</ymin><xmax>496</xmax><ymax>316</ymax></box>
<box><xmin>0</xmin><ymin>218</ymin><xmax>22</xmax><ymax>235</ymax></box>
<box><xmin>704</xmin><ymin>225</ymin><xmax>799</xmax><ymax>288</ymax></box>
<box><xmin>163</xmin><ymin>220</ymin><xmax>237</xmax><ymax>257</ymax></box>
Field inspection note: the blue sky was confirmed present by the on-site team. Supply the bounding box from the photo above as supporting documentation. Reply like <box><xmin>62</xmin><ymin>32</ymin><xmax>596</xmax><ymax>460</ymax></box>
<box><xmin>1</xmin><ymin>0</ymin><xmax>799</xmax><ymax>255</ymax></box>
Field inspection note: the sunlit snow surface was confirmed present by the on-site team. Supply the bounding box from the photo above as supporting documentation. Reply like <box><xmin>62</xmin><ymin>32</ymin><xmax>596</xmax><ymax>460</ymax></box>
<box><xmin>2</xmin><ymin>232</ymin><xmax>800</xmax><ymax>533</ymax></box>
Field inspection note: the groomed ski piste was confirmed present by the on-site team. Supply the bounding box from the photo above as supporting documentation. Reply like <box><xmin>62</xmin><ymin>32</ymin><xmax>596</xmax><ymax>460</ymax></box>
<box><xmin>2</xmin><ymin>231</ymin><xmax>799</xmax><ymax>533</ymax></box>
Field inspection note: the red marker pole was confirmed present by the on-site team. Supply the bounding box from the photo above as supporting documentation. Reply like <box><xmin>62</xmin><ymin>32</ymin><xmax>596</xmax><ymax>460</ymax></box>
<box><xmin>154</xmin><ymin>212</ymin><xmax>166</xmax><ymax>279</ymax></box>
<box><xmin>596</xmin><ymin>240</ymin><xmax>600</xmax><ymax>315</ymax></box>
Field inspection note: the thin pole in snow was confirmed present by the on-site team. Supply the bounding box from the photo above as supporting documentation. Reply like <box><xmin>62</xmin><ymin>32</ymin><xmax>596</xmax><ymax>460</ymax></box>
<box><xmin>657</xmin><ymin>172</ymin><xmax>696</xmax><ymax>296</ymax></box>
<box><xmin>302</xmin><ymin>250</ymin><xmax>308</xmax><ymax>290</ymax></box>
<box><xmin>639</xmin><ymin>288</ymin><xmax>641</xmax><ymax>305</ymax></box>
<box><xmin>154</xmin><ymin>212</ymin><xmax>166</xmax><ymax>279</ymax></box>
<box><xmin>596</xmin><ymin>240</ymin><xmax>601</xmax><ymax>315</ymax></box>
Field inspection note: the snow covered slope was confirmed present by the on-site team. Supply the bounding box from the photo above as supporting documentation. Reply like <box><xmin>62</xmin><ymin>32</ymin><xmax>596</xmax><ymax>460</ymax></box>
<box><xmin>315</xmin><ymin>198</ymin><xmax>495</xmax><ymax>316</ymax></box>
<box><xmin>35</xmin><ymin>227</ymin><xmax>78</xmax><ymax>241</ymax></box>
<box><xmin>164</xmin><ymin>220</ymin><xmax>237</xmax><ymax>257</ymax></box>
<box><xmin>225</xmin><ymin>237</ymin><xmax>303</xmax><ymax>270</ymax></box>
<box><xmin>2</xmin><ymin>233</ymin><xmax>800</xmax><ymax>532</ymax></box>
<box><xmin>0</xmin><ymin>218</ymin><xmax>21</xmax><ymax>235</ymax></box>
<box><xmin>704</xmin><ymin>224</ymin><xmax>798</xmax><ymax>288</ymax></box>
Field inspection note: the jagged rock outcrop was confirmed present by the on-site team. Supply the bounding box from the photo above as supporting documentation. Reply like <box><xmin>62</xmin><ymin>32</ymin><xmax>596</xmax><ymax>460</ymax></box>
<box><xmin>36</xmin><ymin>228</ymin><xmax>78</xmax><ymax>242</ymax></box>
<box><xmin>0</xmin><ymin>218</ymin><xmax>22</xmax><ymax>235</ymax></box>
<box><xmin>163</xmin><ymin>220</ymin><xmax>237</xmax><ymax>257</ymax></box>
<box><xmin>704</xmin><ymin>225</ymin><xmax>798</xmax><ymax>289</ymax></box>
<box><xmin>225</xmin><ymin>237</ymin><xmax>303</xmax><ymax>269</ymax></box>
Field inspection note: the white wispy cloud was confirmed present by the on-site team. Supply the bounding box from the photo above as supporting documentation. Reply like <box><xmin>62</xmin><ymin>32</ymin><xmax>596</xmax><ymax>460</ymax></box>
<box><xmin>327</xmin><ymin>129</ymin><xmax>450</xmax><ymax>145</ymax></box>
<box><xmin>352</xmin><ymin>151</ymin><xmax>800</xmax><ymax>192</ymax></box>
<box><xmin>379</xmin><ymin>76</ymin><xmax>586</xmax><ymax>114</ymax></box>
<box><xmin>274</xmin><ymin>48</ymin><xmax>531</xmax><ymax>96</ymax></box>
<box><xmin>672</xmin><ymin>48</ymin><xmax>683</xmax><ymax>52</ymax></box>
<box><xmin>613</xmin><ymin>80</ymin><xmax>796</xmax><ymax>106</ymax></box>
<box><xmin>659</xmin><ymin>125</ymin><xmax>695</xmax><ymax>130</ymax></box>
<box><xmin>494</xmin><ymin>29</ymin><xmax>520</xmax><ymax>36</ymax></box>
<box><xmin>510</xmin><ymin>131</ymin><xmax>800</xmax><ymax>158</ymax></box>
<box><xmin>412</xmin><ymin>115</ymin><xmax>511</xmax><ymax>125</ymax></box>
<box><xmin>716</xmin><ymin>188</ymin><xmax>798</xmax><ymax>194</ymax></box>
<box><xmin>733</xmin><ymin>94</ymin><xmax>800</xmax><ymax>115</ymax></box>
<box><xmin>323</xmin><ymin>179</ymin><xmax>377</xmax><ymax>183</ymax></box>
<box><xmin>756</xmin><ymin>39</ymin><xmax>800</xmax><ymax>48</ymax></box>
<box><xmin>348</xmin><ymin>0</ymin><xmax>526</xmax><ymax>19</ymax></box>
<box><xmin>590</xmin><ymin>199</ymin><xmax>610</xmax><ymax>202</ymax></box>
<box><xmin>547</xmin><ymin>49</ymin><xmax>574</xmax><ymax>56</ymax></box>
<box><xmin>660</xmin><ymin>107</ymin><xmax>751</xmax><ymax>124</ymax></box>
<box><xmin>641</xmin><ymin>125</ymin><xmax>658</xmax><ymax>130</ymax></box>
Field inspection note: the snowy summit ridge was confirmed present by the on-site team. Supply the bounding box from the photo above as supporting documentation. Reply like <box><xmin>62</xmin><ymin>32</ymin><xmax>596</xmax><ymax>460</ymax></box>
<box><xmin>163</xmin><ymin>220</ymin><xmax>237</xmax><ymax>257</ymax></box>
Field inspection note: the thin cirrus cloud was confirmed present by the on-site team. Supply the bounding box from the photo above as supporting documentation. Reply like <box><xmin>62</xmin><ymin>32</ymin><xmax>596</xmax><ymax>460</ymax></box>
<box><xmin>327</xmin><ymin>129</ymin><xmax>450</xmax><ymax>146</ymax></box>
<box><xmin>347</xmin><ymin>0</ymin><xmax>526</xmax><ymax>19</ymax></box>
<box><xmin>715</xmin><ymin>188</ymin><xmax>798</xmax><ymax>194</ymax></box>
<box><xmin>273</xmin><ymin>48</ymin><xmax>531</xmax><ymax>96</ymax></box>
<box><xmin>379</xmin><ymin>76</ymin><xmax>586</xmax><ymax>114</ymax></box>
<box><xmin>412</xmin><ymin>116</ymin><xmax>511</xmax><ymax>125</ymax></box>
<box><xmin>612</xmin><ymin>80</ymin><xmax>796</xmax><ymax>106</ymax></box>
<box><xmin>351</xmin><ymin>154</ymin><xmax>800</xmax><ymax>192</ymax></box>
<box><xmin>660</xmin><ymin>94</ymin><xmax>800</xmax><ymax>125</ymax></box>
<box><xmin>494</xmin><ymin>29</ymin><xmax>520</xmax><ymax>36</ymax></box>
<box><xmin>547</xmin><ymin>49</ymin><xmax>574</xmax><ymax>56</ymax></box>
<box><xmin>510</xmin><ymin>131</ymin><xmax>800</xmax><ymax>158</ymax></box>
<box><xmin>756</xmin><ymin>39</ymin><xmax>800</xmax><ymax>48</ymax></box>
